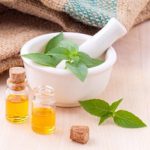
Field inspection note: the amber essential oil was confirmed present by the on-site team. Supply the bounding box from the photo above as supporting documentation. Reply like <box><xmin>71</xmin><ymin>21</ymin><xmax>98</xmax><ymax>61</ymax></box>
<box><xmin>32</xmin><ymin>107</ymin><xmax>55</xmax><ymax>134</ymax></box>
<box><xmin>6</xmin><ymin>94</ymin><xmax>28</xmax><ymax>123</ymax></box>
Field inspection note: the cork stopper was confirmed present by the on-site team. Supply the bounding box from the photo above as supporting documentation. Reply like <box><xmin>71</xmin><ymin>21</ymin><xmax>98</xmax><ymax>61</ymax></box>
<box><xmin>70</xmin><ymin>125</ymin><xmax>89</xmax><ymax>144</ymax></box>
<box><xmin>9</xmin><ymin>67</ymin><xmax>25</xmax><ymax>83</ymax></box>
<box><xmin>7</xmin><ymin>67</ymin><xmax>26</xmax><ymax>91</ymax></box>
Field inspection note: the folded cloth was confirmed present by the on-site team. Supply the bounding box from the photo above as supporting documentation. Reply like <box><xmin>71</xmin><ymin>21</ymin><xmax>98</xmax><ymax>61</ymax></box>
<box><xmin>40</xmin><ymin>0</ymin><xmax>150</xmax><ymax>30</ymax></box>
<box><xmin>1</xmin><ymin>0</ymin><xmax>150</xmax><ymax>30</ymax></box>
<box><xmin>0</xmin><ymin>0</ymin><xmax>149</xmax><ymax>73</ymax></box>
<box><xmin>0</xmin><ymin>9</ymin><xmax>63</xmax><ymax>73</ymax></box>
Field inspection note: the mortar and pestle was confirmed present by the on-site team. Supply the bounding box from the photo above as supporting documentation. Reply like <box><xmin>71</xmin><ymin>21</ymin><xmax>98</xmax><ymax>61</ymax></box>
<box><xmin>21</xmin><ymin>18</ymin><xmax>127</xmax><ymax>107</ymax></box>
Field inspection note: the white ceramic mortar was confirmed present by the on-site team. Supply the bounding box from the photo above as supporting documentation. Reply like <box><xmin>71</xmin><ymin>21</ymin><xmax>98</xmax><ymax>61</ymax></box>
<box><xmin>21</xmin><ymin>32</ymin><xmax>117</xmax><ymax>107</ymax></box>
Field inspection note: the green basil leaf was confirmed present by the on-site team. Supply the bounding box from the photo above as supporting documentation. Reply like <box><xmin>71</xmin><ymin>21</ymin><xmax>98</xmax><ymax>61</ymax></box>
<box><xmin>110</xmin><ymin>99</ymin><xmax>123</xmax><ymax>112</ymax></box>
<box><xmin>78</xmin><ymin>52</ymin><xmax>104</xmax><ymax>68</ymax></box>
<box><xmin>46</xmin><ymin>47</ymin><xmax>69</xmax><ymax>60</ymax></box>
<box><xmin>44</xmin><ymin>32</ymin><xmax>64</xmax><ymax>53</ymax></box>
<box><xmin>66</xmin><ymin>61</ymin><xmax>88</xmax><ymax>81</ymax></box>
<box><xmin>79</xmin><ymin>99</ymin><xmax>110</xmax><ymax>117</ymax></box>
<box><xmin>99</xmin><ymin>113</ymin><xmax>112</xmax><ymax>125</ymax></box>
<box><xmin>72</xmin><ymin>56</ymin><xmax>80</xmax><ymax>62</ymax></box>
<box><xmin>114</xmin><ymin>110</ymin><xmax>146</xmax><ymax>128</ymax></box>
<box><xmin>52</xmin><ymin>56</ymin><xmax>65</xmax><ymax>66</ymax></box>
<box><xmin>22</xmin><ymin>53</ymin><xmax>58</xmax><ymax>67</ymax></box>
<box><xmin>68</xmin><ymin>50</ymin><xmax>79</xmax><ymax>61</ymax></box>
<box><xmin>58</xmin><ymin>39</ymin><xmax>79</xmax><ymax>51</ymax></box>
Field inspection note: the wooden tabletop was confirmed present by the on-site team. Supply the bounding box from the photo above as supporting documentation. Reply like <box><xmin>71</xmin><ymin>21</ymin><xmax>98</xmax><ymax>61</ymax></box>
<box><xmin>0</xmin><ymin>21</ymin><xmax>150</xmax><ymax>150</ymax></box>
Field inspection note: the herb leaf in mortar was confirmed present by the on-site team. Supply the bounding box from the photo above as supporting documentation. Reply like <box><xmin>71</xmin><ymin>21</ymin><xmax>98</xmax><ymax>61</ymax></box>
<box><xmin>22</xmin><ymin>32</ymin><xmax>104</xmax><ymax>81</ymax></box>
<box><xmin>66</xmin><ymin>61</ymin><xmax>88</xmax><ymax>81</ymax></box>
<box><xmin>22</xmin><ymin>53</ymin><xmax>58</xmax><ymax>67</ymax></box>
<box><xmin>58</xmin><ymin>39</ymin><xmax>79</xmax><ymax>51</ymax></box>
<box><xmin>79</xmin><ymin>52</ymin><xmax>103</xmax><ymax>68</ymax></box>
<box><xmin>44</xmin><ymin>32</ymin><xmax>64</xmax><ymax>53</ymax></box>
<box><xmin>46</xmin><ymin>47</ymin><xmax>69</xmax><ymax>60</ymax></box>
<box><xmin>79</xmin><ymin>99</ymin><xmax>147</xmax><ymax>128</ymax></box>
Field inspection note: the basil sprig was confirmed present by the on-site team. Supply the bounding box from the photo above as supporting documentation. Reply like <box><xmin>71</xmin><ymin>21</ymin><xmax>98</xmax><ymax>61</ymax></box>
<box><xmin>79</xmin><ymin>99</ymin><xmax>146</xmax><ymax>128</ymax></box>
<box><xmin>22</xmin><ymin>32</ymin><xmax>103</xmax><ymax>81</ymax></box>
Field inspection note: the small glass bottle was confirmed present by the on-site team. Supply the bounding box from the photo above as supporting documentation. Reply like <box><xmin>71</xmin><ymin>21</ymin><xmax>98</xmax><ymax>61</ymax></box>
<box><xmin>32</xmin><ymin>85</ymin><xmax>55</xmax><ymax>134</ymax></box>
<box><xmin>5</xmin><ymin>67</ymin><xmax>29</xmax><ymax>123</ymax></box>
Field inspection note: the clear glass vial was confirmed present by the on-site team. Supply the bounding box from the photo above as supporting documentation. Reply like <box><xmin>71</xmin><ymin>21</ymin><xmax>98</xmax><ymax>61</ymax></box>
<box><xmin>31</xmin><ymin>85</ymin><xmax>56</xmax><ymax>134</ymax></box>
<box><xmin>5</xmin><ymin>67</ymin><xmax>29</xmax><ymax>123</ymax></box>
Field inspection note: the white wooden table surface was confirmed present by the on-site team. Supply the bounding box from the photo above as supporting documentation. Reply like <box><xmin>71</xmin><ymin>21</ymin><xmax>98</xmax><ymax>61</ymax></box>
<box><xmin>0</xmin><ymin>21</ymin><xmax>150</xmax><ymax>150</ymax></box>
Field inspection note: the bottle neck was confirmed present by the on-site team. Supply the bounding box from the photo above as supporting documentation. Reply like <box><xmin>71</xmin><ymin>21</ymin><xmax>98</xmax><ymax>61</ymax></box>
<box><xmin>33</xmin><ymin>86</ymin><xmax>55</xmax><ymax>106</ymax></box>
<box><xmin>34</xmin><ymin>95</ymin><xmax>55</xmax><ymax>106</ymax></box>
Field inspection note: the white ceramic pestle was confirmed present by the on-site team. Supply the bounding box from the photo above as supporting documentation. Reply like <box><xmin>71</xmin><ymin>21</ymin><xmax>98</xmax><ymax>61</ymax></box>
<box><xmin>56</xmin><ymin>18</ymin><xmax>127</xmax><ymax>69</ymax></box>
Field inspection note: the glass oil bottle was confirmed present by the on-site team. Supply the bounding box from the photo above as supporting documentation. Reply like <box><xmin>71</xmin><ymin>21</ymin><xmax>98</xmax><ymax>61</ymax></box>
<box><xmin>5</xmin><ymin>67</ymin><xmax>29</xmax><ymax>123</ymax></box>
<box><xmin>32</xmin><ymin>85</ymin><xmax>56</xmax><ymax>134</ymax></box>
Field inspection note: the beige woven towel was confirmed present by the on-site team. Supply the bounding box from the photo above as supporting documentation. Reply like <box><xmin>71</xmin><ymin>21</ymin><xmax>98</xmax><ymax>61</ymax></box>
<box><xmin>2</xmin><ymin>0</ymin><xmax>150</xmax><ymax>30</ymax></box>
<box><xmin>40</xmin><ymin>0</ymin><xmax>150</xmax><ymax>30</ymax></box>
<box><xmin>135</xmin><ymin>0</ymin><xmax>150</xmax><ymax>25</ymax></box>
<box><xmin>0</xmin><ymin>0</ymin><xmax>149</xmax><ymax>73</ymax></box>
<box><xmin>1</xmin><ymin>0</ymin><xmax>98</xmax><ymax>34</ymax></box>
<box><xmin>0</xmin><ymin>9</ymin><xmax>62</xmax><ymax>73</ymax></box>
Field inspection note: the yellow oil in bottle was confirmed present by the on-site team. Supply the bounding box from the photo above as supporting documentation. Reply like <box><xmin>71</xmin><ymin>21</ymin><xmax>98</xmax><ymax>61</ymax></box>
<box><xmin>32</xmin><ymin>107</ymin><xmax>55</xmax><ymax>134</ymax></box>
<box><xmin>6</xmin><ymin>94</ymin><xmax>28</xmax><ymax>123</ymax></box>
